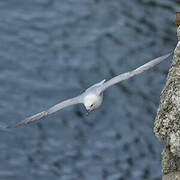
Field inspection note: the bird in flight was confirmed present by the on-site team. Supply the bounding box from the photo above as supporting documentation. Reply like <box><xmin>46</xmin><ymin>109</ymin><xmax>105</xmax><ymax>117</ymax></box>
<box><xmin>7</xmin><ymin>52</ymin><xmax>172</xmax><ymax>128</ymax></box>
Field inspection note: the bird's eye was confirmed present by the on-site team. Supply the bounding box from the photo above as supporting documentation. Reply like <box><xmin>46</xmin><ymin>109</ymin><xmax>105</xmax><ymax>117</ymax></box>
<box><xmin>90</xmin><ymin>104</ymin><xmax>93</xmax><ymax>107</ymax></box>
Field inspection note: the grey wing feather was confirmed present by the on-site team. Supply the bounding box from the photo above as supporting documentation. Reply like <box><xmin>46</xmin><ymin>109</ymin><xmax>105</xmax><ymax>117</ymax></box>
<box><xmin>7</xmin><ymin>95</ymin><xmax>83</xmax><ymax>128</ymax></box>
<box><xmin>100</xmin><ymin>52</ymin><xmax>172</xmax><ymax>92</ymax></box>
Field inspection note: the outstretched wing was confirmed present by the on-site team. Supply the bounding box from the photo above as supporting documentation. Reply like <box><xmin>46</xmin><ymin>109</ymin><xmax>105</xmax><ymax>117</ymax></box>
<box><xmin>99</xmin><ymin>52</ymin><xmax>172</xmax><ymax>92</ymax></box>
<box><xmin>7</xmin><ymin>95</ymin><xmax>83</xmax><ymax>128</ymax></box>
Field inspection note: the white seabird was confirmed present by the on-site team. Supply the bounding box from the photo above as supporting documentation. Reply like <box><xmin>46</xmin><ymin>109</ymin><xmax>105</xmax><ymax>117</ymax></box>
<box><xmin>7</xmin><ymin>52</ymin><xmax>172</xmax><ymax>128</ymax></box>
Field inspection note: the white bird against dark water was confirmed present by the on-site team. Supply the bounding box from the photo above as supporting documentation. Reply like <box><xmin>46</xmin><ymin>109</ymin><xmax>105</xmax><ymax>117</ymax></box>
<box><xmin>7</xmin><ymin>52</ymin><xmax>172</xmax><ymax>128</ymax></box>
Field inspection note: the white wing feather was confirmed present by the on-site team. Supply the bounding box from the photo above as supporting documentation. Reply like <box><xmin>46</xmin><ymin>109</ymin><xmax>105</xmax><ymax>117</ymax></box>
<box><xmin>100</xmin><ymin>52</ymin><xmax>172</xmax><ymax>92</ymax></box>
<box><xmin>7</xmin><ymin>95</ymin><xmax>83</xmax><ymax>128</ymax></box>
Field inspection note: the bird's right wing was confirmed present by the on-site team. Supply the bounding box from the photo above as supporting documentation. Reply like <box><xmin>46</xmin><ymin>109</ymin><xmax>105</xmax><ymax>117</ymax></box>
<box><xmin>99</xmin><ymin>52</ymin><xmax>172</xmax><ymax>92</ymax></box>
<box><xmin>7</xmin><ymin>95</ymin><xmax>83</xmax><ymax>128</ymax></box>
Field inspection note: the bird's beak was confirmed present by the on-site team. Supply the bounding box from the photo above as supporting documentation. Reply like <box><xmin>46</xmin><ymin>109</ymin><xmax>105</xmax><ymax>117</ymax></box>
<box><xmin>86</xmin><ymin>110</ymin><xmax>90</xmax><ymax>116</ymax></box>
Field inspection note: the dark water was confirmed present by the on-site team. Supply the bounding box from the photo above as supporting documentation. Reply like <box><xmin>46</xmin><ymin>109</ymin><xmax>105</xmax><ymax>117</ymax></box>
<box><xmin>0</xmin><ymin>0</ymin><xmax>177</xmax><ymax>179</ymax></box>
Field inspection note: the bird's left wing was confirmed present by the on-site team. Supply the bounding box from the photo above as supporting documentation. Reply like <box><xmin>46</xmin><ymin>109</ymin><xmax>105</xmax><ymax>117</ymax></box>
<box><xmin>7</xmin><ymin>95</ymin><xmax>83</xmax><ymax>128</ymax></box>
<box><xmin>99</xmin><ymin>52</ymin><xmax>172</xmax><ymax>92</ymax></box>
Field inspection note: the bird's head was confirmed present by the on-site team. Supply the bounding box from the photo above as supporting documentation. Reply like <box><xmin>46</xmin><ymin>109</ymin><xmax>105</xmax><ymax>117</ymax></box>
<box><xmin>84</xmin><ymin>94</ymin><xmax>103</xmax><ymax>115</ymax></box>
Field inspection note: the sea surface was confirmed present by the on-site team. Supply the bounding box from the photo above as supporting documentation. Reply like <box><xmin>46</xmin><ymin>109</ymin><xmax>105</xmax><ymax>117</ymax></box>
<box><xmin>0</xmin><ymin>0</ymin><xmax>177</xmax><ymax>179</ymax></box>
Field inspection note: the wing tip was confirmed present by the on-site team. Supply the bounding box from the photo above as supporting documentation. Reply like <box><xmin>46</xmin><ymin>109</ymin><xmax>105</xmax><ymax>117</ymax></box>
<box><xmin>7</xmin><ymin>111</ymin><xmax>49</xmax><ymax>129</ymax></box>
<box><xmin>7</xmin><ymin>125</ymin><xmax>16</xmax><ymax>129</ymax></box>
<box><xmin>6</xmin><ymin>122</ymin><xmax>23</xmax><ymax>129</ymax></box>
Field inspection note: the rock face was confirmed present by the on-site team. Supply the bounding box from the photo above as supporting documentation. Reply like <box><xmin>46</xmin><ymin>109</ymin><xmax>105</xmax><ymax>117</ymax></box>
<box><xmin>154</xmin><ymin>26</ymin><xmax>180</xmax><ymax>179</ymax></box>
<box><xmin>162</xmin><ymin>146</ymin><xmax>180</xmax><ymax>174</ymax></box>
<box><xmin>154</xmin><ymin>26</ymin><xmax>180</xmax><ymax>156</ymax></box>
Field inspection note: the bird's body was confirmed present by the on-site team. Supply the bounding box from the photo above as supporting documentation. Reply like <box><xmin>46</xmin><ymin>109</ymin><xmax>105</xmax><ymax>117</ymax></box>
<box><xmin>7</xmin><ymin>52</ymin><xmax>172</xmax><ymax>128</ymax></box>
<box><xmin>83</xmin><ymin>79</ymin><xmax>105</xmax><ymax>112</ymax></box>
<box><xmin>84</xmin><ymin>93</ymin><xmax>103</xmax><ymax>112</ymax></box>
